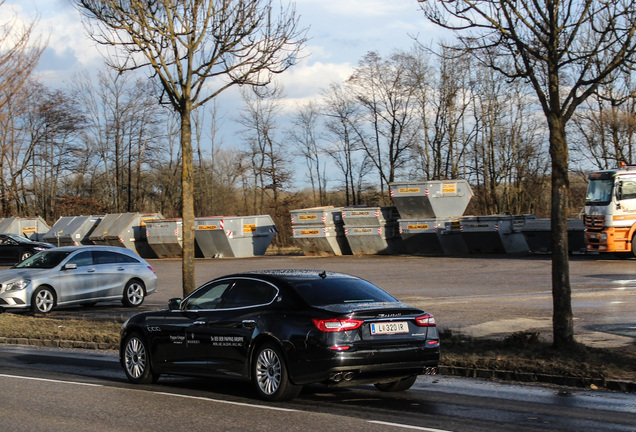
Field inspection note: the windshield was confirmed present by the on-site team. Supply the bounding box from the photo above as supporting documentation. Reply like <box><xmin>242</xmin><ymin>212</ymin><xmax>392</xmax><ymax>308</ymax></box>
<box><xmin>2</xmin><ymin>234</ymin><xmax>33</xmax><ymax>244</ymax></box>
<box><xmin>290</xmin><ymin>278</ymin><xmax>398</xmax><ymax>306</ymax></box>
<box><xmin>586</xmin><ymin>179</ymin><xmax>613</xmax><ymax>205</ymax></box>
<box><xmin>14</xmin><ymin>250</ymin><xmax>72</xmax><ymax>269</ymax></box>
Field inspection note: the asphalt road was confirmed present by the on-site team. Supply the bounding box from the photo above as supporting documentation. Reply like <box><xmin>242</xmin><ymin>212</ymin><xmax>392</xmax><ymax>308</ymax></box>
<box><xmin>1</xmin><ymin>345</ymin><xmax>635</xmax><ymax>432</ymax></box>
<box><xmin>48</xmin><ymin>253</ymin><xmax>636</xmax><ymax>349</ymax></box>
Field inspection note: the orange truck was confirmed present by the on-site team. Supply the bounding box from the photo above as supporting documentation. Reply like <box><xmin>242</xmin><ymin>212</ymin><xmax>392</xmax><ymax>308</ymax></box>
<box><xmin>585</xmin><ymin>164</ymin><xmax>636</xmax><ymax>255</ymax></box>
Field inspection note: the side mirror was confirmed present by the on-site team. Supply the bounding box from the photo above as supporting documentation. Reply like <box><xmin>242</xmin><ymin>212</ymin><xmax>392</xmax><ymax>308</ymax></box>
<box><xmin>63</xmin><ymin>263</ymin><xmax>77</xmax><ymax>270</ymax></box>
<box><xmin>168</xmin><ymin>298</ymin><xmax>182</xmax><ymax>310</ymax></box>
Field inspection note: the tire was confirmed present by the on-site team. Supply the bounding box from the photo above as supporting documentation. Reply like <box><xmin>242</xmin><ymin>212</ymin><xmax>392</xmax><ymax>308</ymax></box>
<box><xmin>374</xmin><ymin>375</ymin><xmax>417</xmax><ymax>392</ymax></box>
<box><xmin>31</xmin><ymin>286</ymin><xmax>56</xmax><ymax>314</ymax></box>
<box><xmin>20</xmin><ymin>251</ymin><xmax>32</xmax><ymax>262</ymax></box>
<box><xmin>252</xmin><ymin>342</ymin><xmax>301</xmax><ymax>401</ymax></box>
<box><xmin>122</xmin><ymin>280</ymin><xmax>145</xmax><ymax>307</ymax></box>
<box><xmin>122</xmin><ymin>333</ymin><xmax>160</xmax><ymax>384</ymax></box>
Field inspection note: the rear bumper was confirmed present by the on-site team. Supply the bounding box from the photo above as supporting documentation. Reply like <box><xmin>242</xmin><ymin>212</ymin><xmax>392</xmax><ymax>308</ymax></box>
<box><xmin>288</xmin><ymin>345</ymin><xmax>440</xmax><ymax>386</ymax></box>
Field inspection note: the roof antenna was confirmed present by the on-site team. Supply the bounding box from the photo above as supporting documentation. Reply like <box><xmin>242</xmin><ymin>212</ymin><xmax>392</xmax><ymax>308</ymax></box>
<box><xmin>319</xmin><ymin>271</ymin><xmax>327</xmax><ymax>279</ymax></box>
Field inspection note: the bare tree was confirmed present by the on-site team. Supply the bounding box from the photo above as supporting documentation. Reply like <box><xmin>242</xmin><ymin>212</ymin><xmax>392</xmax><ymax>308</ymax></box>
<box><xmin>412</xmin><ymin>47</ymin><xmax>475</xmax><ymax>181</ymax></box>
<box><xmin>571</xmin><ymin>70</ymin><xmax>636</xmax><ymax>169</ymax></box>
<box><xmin>470</xmin><ymin>63</ymin><xmax>548</xmax><ymax>215</ymax></box>
<box><xmin>237</xmin><ymin>86</ymin><xmax>292</xmax><ymax>226</ymax></box>
<box><xmin>72</xmin><ymin>69</ymin><xmax>165</xmax><ymax>213</ymax></box>
<box><xmin>0</xmin><ymin>1</ymin><xmax>45</xmax><ymax>122</ymax></box>
<box><xmin>288</xmin><ymin>101</ymin><xmax>325</xmax><ymax>206</ymax></box>
<box><xmin>420</xmin><ymin>0</ymin><xmax>636</xmax><ymax>348</ymax></box>
<box><xmin>347</xmin><ymin>51</ymin><xmax>421</xmax><ymax>200</ymax></box>
<box><xmin>75</xmin><ymin>0</ymin><xmax>306</xmax><ymax>295</ymax></box>
<box><xmin>322</xmin><ymin>83</ymin><xmax>366</xmax><ymax>205</ymax></box>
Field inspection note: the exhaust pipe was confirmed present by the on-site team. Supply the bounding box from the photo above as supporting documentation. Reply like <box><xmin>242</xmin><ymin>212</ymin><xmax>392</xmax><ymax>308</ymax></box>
<box><xmin>330</xmin><ymin>372</ymin><xmax>343</xmax><ymax>382</ymax></box>
<box><xmin>343</xmin><ymin>372</ymin><xmax>354</xmax><ymax>381</ymax></box>
<box><xmin>424</xmin><ymin>367</ymin><xmax>438</xmax><ymax>375</ymax></box>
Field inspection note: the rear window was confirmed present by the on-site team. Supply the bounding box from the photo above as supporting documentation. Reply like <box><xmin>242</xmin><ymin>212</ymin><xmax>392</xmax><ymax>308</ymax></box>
<box><xmin>290</xmin><ymin>278</ymin><xmax>398</xmax><ymax>306</ymax></box>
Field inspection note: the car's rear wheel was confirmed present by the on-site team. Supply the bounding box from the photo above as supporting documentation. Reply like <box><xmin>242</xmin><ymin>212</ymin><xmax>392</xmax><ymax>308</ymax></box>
<box><xmin>252</xmin><ymin>342</ymin><xmax>301</xmax><ymax>401</ymax></box>
<box><xmin>122</xmin><ymin>280</ymin><xmax>145</xmax><ymax>307</ymax></box>
<box><xmin>374</xmin><ymin>375</ymin><xmax>417</xmax><ymax>392</ymax></box>
<box><xmin>31</xmin><ymin>286</ymin><xmax>55</xmax><ymax>314</ymax></box>
<box><xmin>122</xmin><ymin>334</ymin><xmax>159</xmax><ymax>384</ymax></box>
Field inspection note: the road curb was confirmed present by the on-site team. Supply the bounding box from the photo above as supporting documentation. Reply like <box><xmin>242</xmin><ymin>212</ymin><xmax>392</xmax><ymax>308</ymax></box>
<box><xmin>439</xmin><ymin>365</ymin><xmax>636</xmax><ymax>393</ymax></box>
<box><xmin>1</xmin><ymin>338</ymin><xmax>634</xmax><ymax>393</ymax></box>
<box><xmin>0</xmin><ymin>337</ymin><xmax>117</xmax><ymax>351</ymax></box>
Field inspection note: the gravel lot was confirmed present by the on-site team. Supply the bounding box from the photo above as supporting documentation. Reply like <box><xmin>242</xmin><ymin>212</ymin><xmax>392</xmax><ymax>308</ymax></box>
<box><xmin>35</xmin><ymin>253</ymin><xmax>636</xmax><ymax>349</ymax></box>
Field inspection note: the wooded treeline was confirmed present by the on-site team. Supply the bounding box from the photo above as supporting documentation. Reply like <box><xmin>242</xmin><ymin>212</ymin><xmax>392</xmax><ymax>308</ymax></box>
<box><xmin>3</xmin><ymin>43</ymin><xmax>636</xmax><ymax>246</ymax></box>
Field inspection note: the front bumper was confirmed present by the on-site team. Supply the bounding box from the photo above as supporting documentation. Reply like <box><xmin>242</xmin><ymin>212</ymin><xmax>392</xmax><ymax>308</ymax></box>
<box><xmin>0</xmin><ymin>289</ymin><xmax>29</xmax><ymax>310</ymax></box>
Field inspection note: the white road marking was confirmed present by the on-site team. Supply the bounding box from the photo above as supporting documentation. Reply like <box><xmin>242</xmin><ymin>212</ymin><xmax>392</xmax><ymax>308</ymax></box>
<box><xmin>368</xmin><ymin>420</ymin><xmax>453</xmax><ymax>431</ymax></box>
<box><xmin>0</xmin><ymin>373</ymin><xmax>103</xmax><ymax>387</ymax></box>
<box><xmin>153</xmin><ymin>391</ymin><xmax>298</xmax><ymax>412</ymax></box>
<box><xmin>0</xmin><ymin>373</ymin><xmax>296</xmax><ymax>412</ymax></box>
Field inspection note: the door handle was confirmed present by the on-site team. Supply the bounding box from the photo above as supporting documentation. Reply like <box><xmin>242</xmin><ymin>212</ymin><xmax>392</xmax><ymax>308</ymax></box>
<box><xmin>242</xmin><ymin>320</ymin><xmax>256</xmax><ymax>329</ymax></box>
<box><xmin>117</xmin><ymin>267</ymin><xmax>125</xmax><ymax>271</ymax></box>
<box><xmin>87</xmin><ymin>268</ymin><xmax>96</xmax><ymax>273</ymax></box>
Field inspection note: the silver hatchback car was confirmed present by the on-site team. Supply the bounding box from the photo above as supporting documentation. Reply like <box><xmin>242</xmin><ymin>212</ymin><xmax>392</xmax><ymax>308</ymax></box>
<box><xmin>0</xmin><ymin>245</ymin><xmax>158</xmax><ymax>314</ymax></box>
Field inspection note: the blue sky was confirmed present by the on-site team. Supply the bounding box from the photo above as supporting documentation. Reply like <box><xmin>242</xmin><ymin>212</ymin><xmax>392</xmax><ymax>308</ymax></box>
<box><xmin>5</xmin><ymin>0</ymin><xmax>449</xmax><ymax>181</ymax></box>
<box><xmin>7</xmin><ymin>0</ymin><xmax>444</xmax><ymax>100</ymax></box>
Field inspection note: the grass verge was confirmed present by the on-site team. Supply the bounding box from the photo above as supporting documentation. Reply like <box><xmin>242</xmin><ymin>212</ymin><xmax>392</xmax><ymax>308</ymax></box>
<box><xmin>0</xmin><ymin>312</ymin><xmax>121</xmax><ymax>345</ymax></box>
<box><xmin>1</xmin><ymin>313</ymin><xmax>635</xmax><ymax>385</ymax></box>
<box><xmin>441</xmin><ymin>329</ymin><xmax>636</xmax><ymax>383</ymax></box>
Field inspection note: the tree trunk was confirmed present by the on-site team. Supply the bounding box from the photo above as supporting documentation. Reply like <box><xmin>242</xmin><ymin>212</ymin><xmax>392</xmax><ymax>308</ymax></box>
<box><xmin>180</xmin><ymin>106</ymin><xmax>196</xmax><ymax>296</ymax></box>
<box><xmin>548</xmin><ymin>114</ymin><xmax>574</xmax><ymax>348</ymax></box>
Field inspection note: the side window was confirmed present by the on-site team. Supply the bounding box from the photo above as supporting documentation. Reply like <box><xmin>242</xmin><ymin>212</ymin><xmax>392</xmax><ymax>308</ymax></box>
<box><xmin>94</xmin><ymin>251</ymin><xmax>119</xmax><ymax>264</ymax></box>
<box><xmin>221</xmin><ymin>279</ymin><xmax>277</xmax><ymax>309</ymax></box>
<box><xmin>67</xmin><ymin>251</ymin><xmax>93</xmax><ymax>267</ymax></box>
<box><xmin>115</xmin><ymin>252</ymin><xmax>140</xmax><ymax>263</ymax></box>
<box><xmin>183</xmin><ymin>281</ymin><xmax>233</xmax><ymax>310</ymax></box>
<box><xmin>619</xmin><ymin>180</ymin><xmax>636</xmax><ymax>201</ymax></box>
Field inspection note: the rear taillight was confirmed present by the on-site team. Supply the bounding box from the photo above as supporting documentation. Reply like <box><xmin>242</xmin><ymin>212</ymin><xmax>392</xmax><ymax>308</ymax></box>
<box><xmin>147</xmin><ymin>265</ymin><xmax>155</xmax><ymax>274</ymax></box>
<box><xmin>313</xmin><ymin>318</ymin><xmax>363</xmax><ymax>332</ymax></box>
<box><xmin>414</xmin><ymin>313</ymin><xmax>436</xmax><ymax>327</ymax></box>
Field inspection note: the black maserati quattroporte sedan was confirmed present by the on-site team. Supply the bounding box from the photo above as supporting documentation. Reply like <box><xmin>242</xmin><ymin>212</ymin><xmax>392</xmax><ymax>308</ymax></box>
<box><xmin>120</xmin><ymin>270</ymin><xmax>440</xmax><ymax>401</ymax></box>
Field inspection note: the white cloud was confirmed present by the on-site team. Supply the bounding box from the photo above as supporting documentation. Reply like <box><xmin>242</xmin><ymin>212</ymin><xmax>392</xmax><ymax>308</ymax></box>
<box><xmin>4</xmin><ymin>0</ymin><xmax>105</xmax><ymax>85</ymax></box>
<box><xmin>282</xmin><ymin>58</ymin><xmax>353</xmax><ymax>99</ymax></box>
<box><xmin>295</xmin><ymin>0</ymin><xmax>416</xmax><ymax>18</ymax></box>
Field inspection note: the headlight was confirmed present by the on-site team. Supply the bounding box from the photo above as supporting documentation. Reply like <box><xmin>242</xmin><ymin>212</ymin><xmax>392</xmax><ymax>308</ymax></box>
<box><xmin>34</xmin><ymin>247</ymin><xmax>47</xmax><ymax>251</ymax></box>
<box><xmin>5</xmin><ymin>280</ymin><xmax>30</xmax><ymax>291</ymax></box>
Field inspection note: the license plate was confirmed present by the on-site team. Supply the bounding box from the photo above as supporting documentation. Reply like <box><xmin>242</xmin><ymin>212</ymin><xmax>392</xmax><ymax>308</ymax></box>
<box><xmin>370</xmin><ymin>321</ymin><xmax>409</xmax><ymax>335</ymax></box>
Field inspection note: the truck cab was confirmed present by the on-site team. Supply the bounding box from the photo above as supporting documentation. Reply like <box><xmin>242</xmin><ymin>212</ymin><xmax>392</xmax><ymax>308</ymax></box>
<box><xmin>585</xmin><ymin>167</ymin><xmax>636</xmax><ymax>255</ymax></box>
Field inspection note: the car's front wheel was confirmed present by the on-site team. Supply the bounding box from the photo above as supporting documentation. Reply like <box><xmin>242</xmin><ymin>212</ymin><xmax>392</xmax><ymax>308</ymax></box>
<box><xmin>374</xmin><ymin>375</ymin><xmax>417</xmax><ymax>392</ymax></box>
<box><xmin>122</xmin><ymin>334</ymin><xmax>160</xmax><ymax>384</ymax></box>
<box><xmin>252</xmin><ymin>342</ymin><xmax>301</xmax><ymax>401</ymax></box>
<box><xmin>20</xmin><ymin>251</ymin><xmax>32</xmax><ymax>262</ymax></box>
<box><xmin>122</xmin><ymin>280</ymin><xmax>145</xmax><ymax>307</ymax></box>
<box><xmin>31</xmin><ymin>286</ymin><xmax>55</xmax><ymax>314</ymax></box>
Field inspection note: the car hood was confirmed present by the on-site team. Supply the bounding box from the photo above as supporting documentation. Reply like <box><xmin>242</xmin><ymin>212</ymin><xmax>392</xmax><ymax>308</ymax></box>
<box><xmin>31</xmin><ymin>242</ymin><xmax>55</xmax><ymax>249</ymax></box>
<box><xmin>0</xmin><ymin>268</ymin><xmax>53</xmax><ymax>281</ymax></box>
